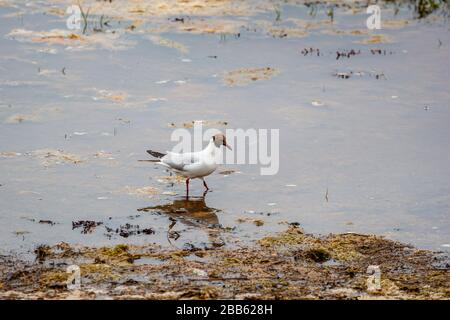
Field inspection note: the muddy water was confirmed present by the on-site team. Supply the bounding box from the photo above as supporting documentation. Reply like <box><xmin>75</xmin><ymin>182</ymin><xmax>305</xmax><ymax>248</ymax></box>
<box><xmin>0</xmin><ymin>1</ymin><xmax>449</xmax><ymax>258</ymax></box>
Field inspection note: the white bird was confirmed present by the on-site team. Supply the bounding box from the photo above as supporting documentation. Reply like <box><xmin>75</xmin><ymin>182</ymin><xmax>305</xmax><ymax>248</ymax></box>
<box><xmin>146</xmin><ymin>133</ymin><xmax>232</xmax><ymax>197</ymax></box>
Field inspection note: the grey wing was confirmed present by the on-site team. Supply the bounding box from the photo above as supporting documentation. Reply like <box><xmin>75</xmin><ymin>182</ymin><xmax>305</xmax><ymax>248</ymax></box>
<box><xmin>161</xmin><ymin>152</ymin><xmax>200</xmax><ymax>171</ymax></box>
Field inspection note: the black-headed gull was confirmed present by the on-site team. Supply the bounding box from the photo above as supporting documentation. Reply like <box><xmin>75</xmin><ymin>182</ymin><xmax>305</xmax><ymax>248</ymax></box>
<box><xmin>146</xmin><ymin>133</ymin><xmax>231</xmax><ymax>197</ymax></box>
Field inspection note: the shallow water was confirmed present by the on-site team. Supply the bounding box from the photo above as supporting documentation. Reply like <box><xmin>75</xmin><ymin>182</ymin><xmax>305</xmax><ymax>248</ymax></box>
<box><xmin>0</xmin><ymin>1</ymin><xmax>449</xmax><ymax>258</ymax></box>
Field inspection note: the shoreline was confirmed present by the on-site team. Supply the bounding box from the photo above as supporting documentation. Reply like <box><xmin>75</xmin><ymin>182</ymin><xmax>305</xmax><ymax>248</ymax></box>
<box><xmin>1</xmin><ymin>226</ymin><xmax>448</xmax><ymax>300</ymax></box>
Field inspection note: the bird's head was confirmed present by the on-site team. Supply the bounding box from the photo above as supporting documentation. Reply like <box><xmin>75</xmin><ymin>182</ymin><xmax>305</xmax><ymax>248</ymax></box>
<box><xmin>212</xmin><ymin>133</ymin><xmax>232</xmax><ymax>150</ymax></box>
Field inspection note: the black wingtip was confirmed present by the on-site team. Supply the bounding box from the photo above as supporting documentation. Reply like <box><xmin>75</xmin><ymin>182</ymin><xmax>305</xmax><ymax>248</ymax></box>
<box><xmin>146</xmin><ymin>149</ymin><xmax>166</xmax><ymax>158</ymax></box>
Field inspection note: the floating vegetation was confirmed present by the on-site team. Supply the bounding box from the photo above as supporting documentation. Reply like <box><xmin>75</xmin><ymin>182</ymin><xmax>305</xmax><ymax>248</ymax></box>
<box><xmin>370</xmin><ymin>49</ymin><xmax>393</xmax><ymax>55</ymax></box>
<box><xmin>93</xmin><ymin>150</ymin><xmax>114</xmax><ymax>158</ymax></box>
<box><xmin>31</xmin><ymin>149</ymin><xmax>83</xmax><ymax>166</ymax></box>
<box><xmin>254</xmin><ymin>21</ymin><xmax>309</xmax><ymax>38</ymax></box>
<box><xmin>266</xmin><ymin>26</ymin><xmax>308</xmax><ymax>38</ymax></box>
<box><xmin>321</xmin><ymin>28</ymin><xmax>369</xmax><ymax>36</ymax></box>
<box><xmin>7</xmin><ymin>28</ymin><xmax>84</xmax><ymax>45</ymax></box>
<box><xmin>0</xmin><ymin>151</ymin><xmax>21</xmax><ymax>158</ymax></box>
<box><xmin>336</xmin><ymin>49</ymin><xmax>361</xmax><ymax>60</ymax></box>
<box><xmin>311</xmin><ymin>100</ymin><xmax>325</xmax><ymax>107</ymax></box>
<box><xmin>147</xmin><ymin>35</ymin><xmax>188</xmax><ymax>54</ymax></box>
<box><xmin>358</xmin><ymin>34</ymin><xmax>394</xmax><ymax>45</ymax></box>
<box><xmin>4</xmin><ymin>106</ymin><xmax>63</xmax><ymax>124</ymax></box>
<box><xmin>301</xmin><ymin>47</ymin><xmax>321</xmax><ymax>56</ymax></box>
<box><xmin>333</xmin><ymin>70</ymin><xmax>387</xmax><ymax>80</ymax></box>
<box><xmin>223</xmin><ymin>67</ymin><xmax>280</xmax><ymax>86</ymax></box>
<box><xmin>174</xmin><ymin>19</ymin><xmax>244</xmax><ymax>35</ymax></box>
<box><xmin>382</xmin><ymin>19</ymin><xmax>410</xmax><ymax>29</ymax></box>
<box><xmin>39</xmin><ymin>220</ymin><xmax>57</xmax><ymax>226</ymax></box>
<box><xmin>72</xmin><ymin>220</ymin><xmax>103</xmax><ymax>234</ymax></box>
<box><xmin>124</xmin><ymin>186</ymin><xmax>159</xmax><ymax>198</ymax></box>
<box><xmin>301</xmin><ymin>47</ymin><xmax>394</xmax><ymax>60</ymax></box>
<box><xmin>93</xmin><ymin>89</ymin><xmax>128</xmax><ymax>103</ymax></box>
<box><xmin>7</xmin><ymin>28</ymin><xmax>134</xmax><ymax>51</ymax></box>
<box><xmin>168</xmin><ymin>120</ymin><xmax>228</xmax><ymax>129</ymax></box>
<box><xmin>156</xmin><ymin>175</ymin><xmax>185</xmax><ymax>184</ymax></box>
<box><xmin>4</xmin><ymin>113</ymin><xmax>41</xmax><ymax>124</ymax></box>
<box><xmin>217</xmin><ymin>170</ymin><xmax>236</xmax><ymax>175</ymax></box>
<box><xmin>105</xmin><ymin>223</ymin><xmax>155</xmax><ymax>238</ymax></box>
<box><xmin>0</xmin><ymin>0</ymin><xmax>449</xmax><ymax>301</ymax></box>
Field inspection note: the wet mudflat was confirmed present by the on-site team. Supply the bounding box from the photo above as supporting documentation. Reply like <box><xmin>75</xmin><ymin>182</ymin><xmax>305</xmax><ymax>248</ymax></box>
<box><xmin>0</xmin><ymin>226</ymin><xmax>449</xmax><ymax>299</ymax></box>
<box><xmin>0</xmin><ymin>0</ymin><xmax>449</xmax><ymax>299</ymax></box>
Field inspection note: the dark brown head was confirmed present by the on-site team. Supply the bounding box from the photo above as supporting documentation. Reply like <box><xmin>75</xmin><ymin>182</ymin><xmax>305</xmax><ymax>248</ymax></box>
<box><xmin>212</xmin><ymin>133</ymin><xmax>232</xmax><ymax>150</ymax></box>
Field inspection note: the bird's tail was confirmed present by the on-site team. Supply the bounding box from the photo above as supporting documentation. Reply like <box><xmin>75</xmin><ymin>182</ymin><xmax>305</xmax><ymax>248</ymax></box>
<box><xmin>146</xmin><ymin>149</ymin><xmax>166</xmax><ymax>158</ymax></box>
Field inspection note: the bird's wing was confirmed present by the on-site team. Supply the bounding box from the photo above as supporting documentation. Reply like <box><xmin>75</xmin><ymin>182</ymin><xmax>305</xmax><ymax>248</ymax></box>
<box><xmin>161</xmin><ymin>152</ymin><xmax>201</xmax><ymax>171</ymax></box>
<box><xmin>147</xmin><ymin>149</ymin><xmax>166</xmax><ymax>158</ymax></box>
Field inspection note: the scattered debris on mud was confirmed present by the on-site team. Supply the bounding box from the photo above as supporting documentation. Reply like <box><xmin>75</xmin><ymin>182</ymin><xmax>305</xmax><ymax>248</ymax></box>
<box><xmin>0</xmin><ymin>226</ymin><xmax>448</xmax><ymax>299</ymax></box>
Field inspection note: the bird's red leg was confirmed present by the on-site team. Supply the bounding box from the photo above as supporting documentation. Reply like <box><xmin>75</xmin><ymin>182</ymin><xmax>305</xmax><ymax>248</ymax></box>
<box><xmin>186</xmin><ymin>178</ymin><xmax>190</xmax><ymax>198</ymax></box>
<box><xmin>202</xmin><ymin>179</ymin><xmax>209</xmax><ymax>191</ymax></box>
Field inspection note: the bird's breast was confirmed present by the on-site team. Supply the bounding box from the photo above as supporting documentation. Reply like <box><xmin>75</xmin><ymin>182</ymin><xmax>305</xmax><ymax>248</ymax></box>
<box><xmin>187</xmin><ymin>161</ymin><xmax>217</xmax><ymax>178</ymax></box>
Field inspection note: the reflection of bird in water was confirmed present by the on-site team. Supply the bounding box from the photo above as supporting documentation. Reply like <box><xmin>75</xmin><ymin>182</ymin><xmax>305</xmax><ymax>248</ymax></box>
<box><xmin>145</xmin><ymin>133</ymin><xmax>232</xmax><ymax>197</ymax></box>
<box><xmin>137</xmin><ymin>196</ymin><xmax>224</xmax><ymax>248</ymax></box>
